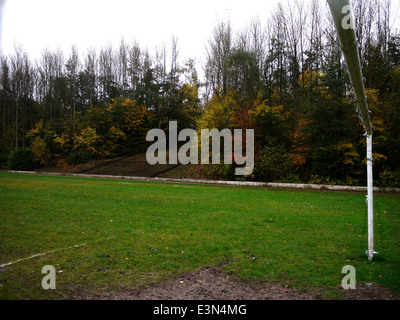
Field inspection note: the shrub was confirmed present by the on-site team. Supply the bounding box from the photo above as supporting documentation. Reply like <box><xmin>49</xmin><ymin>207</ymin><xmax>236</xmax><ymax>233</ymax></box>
<box><xmin>379</xmin><ymin>169</ymin><xmax>400</xmax><ymax>188</ymax></box>
<box><xmin>254</xmin><ymin>140</ymin><xmax>295</xmax><ymax>182</ymax></box>
<box><xmin>8</xmin><ymin>148</ymin><xmax>34</xmax><ymax>171</ymax></box>
<box><xmin>31</xmin><ymin>136</ymin><xmax>53</xmax><ymax>166</ymax></box>
<box><xmin>0</xmin><ymin>153</ymin><xmax>9</xmax><ymax>169</ymax></box>
<box><xmin>67</xmin><ymin>150</ymin><xmax>92</xmax><ymax>165</ymax></box>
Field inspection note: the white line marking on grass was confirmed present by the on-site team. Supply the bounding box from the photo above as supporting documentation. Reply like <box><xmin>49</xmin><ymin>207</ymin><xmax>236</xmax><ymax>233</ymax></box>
<box><xmin>0</xmin><ymin>236</ymin><xmax>116</xmax><ymax>269</ymax></box>
<box><xmin>0</xmin><ymin>243</ymin><xmax>86</xmax><ymax>268</ymax></box>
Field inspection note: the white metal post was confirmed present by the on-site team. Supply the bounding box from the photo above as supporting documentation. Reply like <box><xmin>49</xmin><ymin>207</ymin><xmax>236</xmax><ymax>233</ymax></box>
<box><xmin>367</xmin><ymin>134</ymin><xmax>374</xmax><ymax>260</ymax></box>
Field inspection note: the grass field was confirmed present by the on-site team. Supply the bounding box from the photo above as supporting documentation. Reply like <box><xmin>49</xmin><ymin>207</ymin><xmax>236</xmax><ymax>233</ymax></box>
<box><xmin>0</xmin><ymin>172</ymin><xmax>399</xmax><ymax>300</ymax></box>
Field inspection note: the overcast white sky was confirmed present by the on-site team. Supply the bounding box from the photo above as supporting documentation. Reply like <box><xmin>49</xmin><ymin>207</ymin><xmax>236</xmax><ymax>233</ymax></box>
<box><xmin>1</xmin><ymin>0</ymin><xmax>399</xmax><ymax>64</ymax></box>
<box><xmin>0</xmin><ymin>0</ymin><xmax>272</xmax><ymax>63</ymax></box>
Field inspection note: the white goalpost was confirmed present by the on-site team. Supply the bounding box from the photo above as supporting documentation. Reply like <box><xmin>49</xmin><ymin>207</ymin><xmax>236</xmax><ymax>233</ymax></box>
<box><xmin>327</xmin><ymin>0</ymin><xmax>376</xmax><ymax>260</ymax></box>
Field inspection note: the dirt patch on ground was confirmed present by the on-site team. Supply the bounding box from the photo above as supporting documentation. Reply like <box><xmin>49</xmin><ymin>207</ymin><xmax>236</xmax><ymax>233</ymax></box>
<box><xmin>70</xmin><ymin>267</ymin><xmax>398</xmax><ymax>300</ymax></box>
<box><xmin>341</xmin><ymin>282</ymin><xmax>399</xmax><ymax>300</ymax></box>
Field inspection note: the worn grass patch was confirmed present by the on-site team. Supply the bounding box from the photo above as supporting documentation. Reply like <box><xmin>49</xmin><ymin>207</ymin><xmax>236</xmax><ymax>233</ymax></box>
<box><xmin>0</xmin><ymin>172</ymin><xmax>399</xmax><ymax>299</ymax></box>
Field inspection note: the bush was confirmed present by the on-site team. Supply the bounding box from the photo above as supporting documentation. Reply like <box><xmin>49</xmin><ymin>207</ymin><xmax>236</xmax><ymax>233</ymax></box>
<box><xmin>378</xmin><ymin>169</ymin><xmax>400</xmax><ymax>188</ymax></box>
<box><xmin>254</xmin><ymin>140</ymin><xmax>295</xmax><ymax>182</ymax></box>
<box><xmin>8</xmin><ymin>148</ymin><xmax>34</xmax><ymax>171</ymax></box>
<box><xmin>31</xmin><ymin>136</ymin><xmax>53</xmax><ymax>167</ymax></box>
<box><xmin>201</xmin><ymin>163</ymin><xmax>236</xmax><ymax>181</ymax></box>
<box><xmin>67</xmin><ymin>150</ymin><xmax>92</xmax><ymax>165</ymax></box>
<box><xmin>0</xmin><ymin>153</ymin><xmax>9</xmax><ymax>169</ymax></box>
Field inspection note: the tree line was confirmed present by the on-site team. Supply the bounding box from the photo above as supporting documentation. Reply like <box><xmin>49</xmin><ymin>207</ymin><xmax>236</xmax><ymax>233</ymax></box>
<box><xmin>1</xmin><ymin>0</ymin><xmax>399</xmax><ymax>187</ymax></box>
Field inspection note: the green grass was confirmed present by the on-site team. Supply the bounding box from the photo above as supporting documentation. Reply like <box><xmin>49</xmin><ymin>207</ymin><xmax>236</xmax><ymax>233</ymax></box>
<box><xmin>0</xmin><ymin>172</ymin><xmax>399</xmax><ymax>299</ymax></box>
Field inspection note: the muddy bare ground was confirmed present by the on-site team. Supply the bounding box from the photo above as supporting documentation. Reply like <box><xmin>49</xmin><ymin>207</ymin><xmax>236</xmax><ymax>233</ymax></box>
<box><xmin>70</xmin><ymin>267</ymin><xmax>398</xmax><ymax>300</ymax></box>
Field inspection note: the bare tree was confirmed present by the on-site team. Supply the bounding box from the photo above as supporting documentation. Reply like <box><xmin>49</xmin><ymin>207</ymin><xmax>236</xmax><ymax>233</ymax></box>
<box><xmin>377</xmin><ymin>0</ymin><xmax>392</xmax><ymax>58</ymax></box>
<box><xmin>307</xmin><ymin>0</ymin><xmax>325</xmax><ymax>71</ymax></box>
<box><xmin>9</xmin><ymin>45</ymin><xmax>31</xmax><ymax>148</ymax></box>
<box><xmin>98</xmin><ymin>43</ymin><xmax>114</xmax><ymax>105</ymax></box>
<box><xmin>204</xmin><ymin>19</ymin><xmax>233</xmax><ymax>100</ymax></box>
<box><xmin>37</xmin><ymin>48</ymin><xmax>65</xmax><ymax>120</ymax></box>
<box><xmin>127</xmin><ymin>40</ymin><xmax>142</xmax><ymax>98</ymax></box>
<box><xmin>66</xmin><ymin>45</ymin><xmax>79</xmax><ymax>123</ymax></box>
<box><xmin>1</xmin><ymin>55</ymin><xmax>11</xmax><ymax>143</ymax></box>
<box><xmin>116</xmin><ymin>39</ymin><xmax>129</xmax><ymax>95</ymax></box>
<box><xmin>249</xmin><ymin>17</ymin><xmax>267</xmax><ymax>78</ymax></box>
<box><xmin>170</xmin><ymin>35</ymin><xmax>180</xmax><ymax>85</ymax></box>
<box><xmin>154</xmin><ymin>42</ymin><xmax>167</xmax><ymax>86</ymax></box>
<box><xmin>80</xmin><ymin>48</ymin><xmax>98</xmax><ymax>109</ymax></box>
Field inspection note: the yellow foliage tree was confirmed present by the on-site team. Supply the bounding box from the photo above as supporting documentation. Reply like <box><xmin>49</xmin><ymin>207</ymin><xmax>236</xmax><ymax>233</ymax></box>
<box><xmin>104</xmin><ymin>125</ymin><xmax>127</xmax><ymax>156</ymax></box>
<box><xmin>30</xmin><ymin>136</ymin><xmax>52</xmax><ymax>166</ymax></box>
<box><xmin>74</xmin><ymin>127</ymin><xmax>102</xmax><ymax>155</ymax></box>
<box><xmin>107</xmin><ymin>98</ymin><xmax>152</xmax><ymax>151</ymax></box>
<box><xmin>197</xmin><ymin>88</ymin><xmax>237</xmax><ymax>130</ymax></box>
<box><xmin>26</xmin><ymin>120</ymin><xmax>54</xmax><ymax>166</ymax></box>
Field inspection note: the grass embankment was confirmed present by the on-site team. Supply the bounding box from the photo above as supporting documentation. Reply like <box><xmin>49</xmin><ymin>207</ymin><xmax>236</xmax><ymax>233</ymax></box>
<box><xmin>0</xmin><ymin>172</ymin><xmax>399</xmax><ymax>299</ymax></box>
